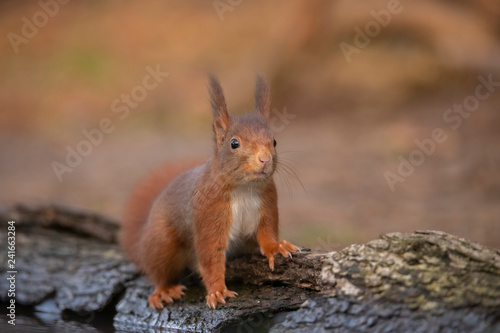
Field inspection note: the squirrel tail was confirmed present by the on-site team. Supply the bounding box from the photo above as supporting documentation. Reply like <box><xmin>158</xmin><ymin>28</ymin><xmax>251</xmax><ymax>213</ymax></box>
<box><xmin>120</xmin><ymin>160</ymin><xmax>199</xmax><ymax>264</ymax></box>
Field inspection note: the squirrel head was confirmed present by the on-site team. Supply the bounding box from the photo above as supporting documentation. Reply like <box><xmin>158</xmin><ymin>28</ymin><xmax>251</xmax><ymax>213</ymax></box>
<box><xmin>208</xmin><ymin>74</ymin><xmax>277</xmax><ymax>185</ymax></box>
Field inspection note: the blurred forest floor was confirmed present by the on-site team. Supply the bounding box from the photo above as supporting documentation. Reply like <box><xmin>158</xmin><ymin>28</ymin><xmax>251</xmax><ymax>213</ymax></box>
<box><xmin>0</xmin><ymin>1</ymin><xmax>499</xmax><ymax>250</ymax></box>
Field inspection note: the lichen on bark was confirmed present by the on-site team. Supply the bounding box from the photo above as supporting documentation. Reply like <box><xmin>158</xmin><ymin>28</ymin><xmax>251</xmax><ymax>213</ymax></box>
<box><xmin>321</xmin><ymin>230</ymin><xmax>500</xmax><ymax>314</ymax></box>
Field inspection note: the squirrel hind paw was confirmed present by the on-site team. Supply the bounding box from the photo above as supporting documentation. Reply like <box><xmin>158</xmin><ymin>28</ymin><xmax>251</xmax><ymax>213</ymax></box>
<box><xmin>168</xmin><ymin>284</ymin><xmax>187</xmax><ymax>299</ymax></box>
<box><xmin>149</xmin><ymin>285</ymin><xmax>187</xmax><ymax>309</ymax></box>
<box><xmin>148</xmin><ymin>293</ymin><xmax>167</xmax><ymax>310</ymax></box>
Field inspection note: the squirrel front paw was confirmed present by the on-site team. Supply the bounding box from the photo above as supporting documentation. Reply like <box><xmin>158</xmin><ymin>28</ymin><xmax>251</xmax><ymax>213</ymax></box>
<box><xmin>206</xmin><ymin>288</ymin><xmax>237</xmax><ymax>309</ymax></box>
<box><xmin>260</xmin><ymin>240</ymin><xmax>300</xmax><ymax>271</ymax></box>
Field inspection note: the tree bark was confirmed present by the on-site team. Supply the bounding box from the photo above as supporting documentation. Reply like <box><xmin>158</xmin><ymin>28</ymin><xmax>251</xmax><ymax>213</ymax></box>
<box><xmin>0</xmin><ymin>204</ymin><xmax>499</xmax><ymax>332</ymax></box>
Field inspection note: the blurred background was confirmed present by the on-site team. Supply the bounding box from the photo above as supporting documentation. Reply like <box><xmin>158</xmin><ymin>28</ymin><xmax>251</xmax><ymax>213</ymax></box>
<box><xmin>1</xmin><ymin>0</ymin><xmax>499</xmax><ymax>250</ymax></box>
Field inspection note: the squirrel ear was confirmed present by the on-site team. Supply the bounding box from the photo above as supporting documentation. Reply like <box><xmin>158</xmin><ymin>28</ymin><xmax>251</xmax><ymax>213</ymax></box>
<box><xmin>208</xmin><ymin>74</ymin><xmax>230</xmax><ymax>144</ymax></box>
<box><xmin>254</xmin><ymin>75</ymin><xmax>271</xmax><ymax>120</ymax></box>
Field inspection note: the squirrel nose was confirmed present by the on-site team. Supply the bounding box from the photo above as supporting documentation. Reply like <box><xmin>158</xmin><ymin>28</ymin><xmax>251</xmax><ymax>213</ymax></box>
<box><xmin>258</xmin><ymin>155</ymin><xmax>271</xmax><ymax>165</ymax></box>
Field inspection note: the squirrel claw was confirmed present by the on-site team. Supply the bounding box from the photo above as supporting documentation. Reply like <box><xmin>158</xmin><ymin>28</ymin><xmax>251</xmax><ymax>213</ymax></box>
<box><xmin>215</xmin><ymin>291</ymin><xmax>226</xmax><ymax>304</ymax></box>
<box><xmin>206</xmin><ymin>288</ymin><xmax>237</xmax><ymax>309</ymax></box>
<box><xmin>268</xmin><ymin>256</ymin><xmax>275</xmax><ymax>271</ymax></box>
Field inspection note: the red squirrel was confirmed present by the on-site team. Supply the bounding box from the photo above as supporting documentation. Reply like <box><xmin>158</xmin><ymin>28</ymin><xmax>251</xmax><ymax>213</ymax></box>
<box><xmin>120</xmin><ymin>74</ymin><xmax>299</xmax><ymax>309</ymax></box>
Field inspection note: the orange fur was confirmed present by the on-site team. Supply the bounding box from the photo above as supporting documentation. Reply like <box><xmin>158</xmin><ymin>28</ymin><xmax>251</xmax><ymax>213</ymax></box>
<box><xmin>120</xmin><ymin>160</ymin><xmax>199</xmax><ymax>265</ymax></box>
<box><xmin>192</xmin><ymin>175</ymin><xmax>236</xmax><ymax>308</ymax></box>
<box><xmin>120</xmin><ymin>75</ymin><xmax>298</xmax><ymax>310</ymax></box>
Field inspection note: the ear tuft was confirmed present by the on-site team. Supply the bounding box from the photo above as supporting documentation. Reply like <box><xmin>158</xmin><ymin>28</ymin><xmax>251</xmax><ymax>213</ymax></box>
<box><xmin>254</xmin><ymin>75</ymin><xmax>271</xmax><ymax>120</ymax></box>
<box><xmin>208</xmin><ymin>73</ymin><xmax>230</xmax><ymax>145</ymax></box>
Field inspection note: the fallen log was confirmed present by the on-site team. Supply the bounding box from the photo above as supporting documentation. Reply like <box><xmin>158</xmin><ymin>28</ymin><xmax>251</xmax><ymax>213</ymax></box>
<box><xmin>0</xmin><ymin>204</ymin><xmax>498</xmax><ymax>332</ymax></box>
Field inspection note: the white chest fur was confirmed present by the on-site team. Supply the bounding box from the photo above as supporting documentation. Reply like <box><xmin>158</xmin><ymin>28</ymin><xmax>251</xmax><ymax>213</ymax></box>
<box><xmin>229</xmin><ymin>184</ymin><xmax>261</xmax><ymax>243</ymax></box>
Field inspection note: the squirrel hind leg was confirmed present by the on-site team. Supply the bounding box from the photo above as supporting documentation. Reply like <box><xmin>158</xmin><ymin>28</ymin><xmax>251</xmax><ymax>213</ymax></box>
<box><xmin>140</xmin><ymin>221</ymin><xmax>190</xmax><ymax>309</ymax></box>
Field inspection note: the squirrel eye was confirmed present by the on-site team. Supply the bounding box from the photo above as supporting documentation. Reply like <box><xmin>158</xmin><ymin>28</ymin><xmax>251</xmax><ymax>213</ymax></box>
<box><xmin>273</xmin><ymin>139</ymin><xmax>277</xmax><ymax>147</ymax></box>
<box><xmin>231</xmin><ymin>138</ymin><xmax>240</xmax><ymax>149</ymax></box>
